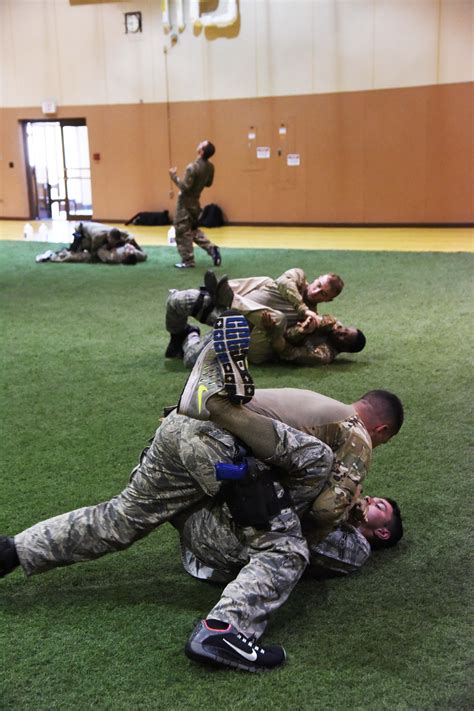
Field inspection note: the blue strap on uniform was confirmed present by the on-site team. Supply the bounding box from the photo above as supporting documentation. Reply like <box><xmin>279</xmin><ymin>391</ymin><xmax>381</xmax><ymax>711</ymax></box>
<box><xmin>215</xmin><ymin>460</ymin><xmax>249</xmax><ymax>481</ymax></box>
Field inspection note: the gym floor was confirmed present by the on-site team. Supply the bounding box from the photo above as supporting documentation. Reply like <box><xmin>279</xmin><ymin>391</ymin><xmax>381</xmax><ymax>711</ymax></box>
<box><xmin>0</xmin><ymin>219</ymin><xmax>472</xmax><ymax>253</ymax></box>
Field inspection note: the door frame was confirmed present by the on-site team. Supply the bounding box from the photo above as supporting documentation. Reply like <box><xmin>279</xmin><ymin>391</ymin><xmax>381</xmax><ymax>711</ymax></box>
<box><xmin>21</xmin><ymin>118</ymin><xmax>90</xmax><ymax>220</ymax></box>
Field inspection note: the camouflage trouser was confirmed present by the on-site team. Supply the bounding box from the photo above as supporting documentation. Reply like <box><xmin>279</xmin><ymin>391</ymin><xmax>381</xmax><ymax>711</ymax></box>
<box><xmin>14</xmin><ymin>412</ymin><xmax>241</xmax><ymax>576</ymax></box>
<box><xmin>174</xmin><ymin>204</ymin><xmax>216</xmax><ymax>267</ymax></box>
<box><xmin>166</xmin><ymin>288</ymin><xmax>220</xmax><ymax>368</ymax></box>
<box><xmin>166</xmin><ymin>288</ymin><xmax>220</xmax><ymax>334</ymax></box>
<box><xmin>175</xmin><ymin>489</ymin><xmax>309</xmax><ymax>638</ymax></box>
<box><xmin>50</xmin><ymin>249</ymin><xmax>92</xmax><ymax>263</ymax></box>
<box><xmin>97</xmin><ymin>246</ymin><xmax>147</xmax><ymax>264</ymax></box>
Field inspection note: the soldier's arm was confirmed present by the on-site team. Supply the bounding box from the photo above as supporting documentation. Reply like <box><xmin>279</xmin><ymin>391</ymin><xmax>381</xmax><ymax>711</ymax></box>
<box><xmin>281</xmin><ymin>342</ymin><xmax>336</xmax><ymax>366</ymax></box>
<box><xmin>306</xmin><ymin>426</ymin><xmax>372</xmax><ymax>541</ymax></box>
<box><xmin>171</xmin><ymin>163</ymin><xmax>196</xmax><ymax>192</ymax></box>
<box><xmin>275</xmin><ymin>268</ymin><xmax>309</xmax><ymax>318</ymax></box>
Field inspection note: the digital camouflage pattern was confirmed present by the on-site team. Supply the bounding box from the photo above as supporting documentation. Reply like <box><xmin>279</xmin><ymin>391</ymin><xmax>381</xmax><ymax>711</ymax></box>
<box><xmin>14</xmin><ymin>413</ymin><xmax>334</xmax><ymax>581</ymax></box>
<box><xmin>176</xmin><ymin>499</ymin><xmax>371</xmax><ymax>583</ymax></box>
<box><xmin>174</xmin><ymin>482</ymin><xmax>308</xmax><ymax>637</ymax></box>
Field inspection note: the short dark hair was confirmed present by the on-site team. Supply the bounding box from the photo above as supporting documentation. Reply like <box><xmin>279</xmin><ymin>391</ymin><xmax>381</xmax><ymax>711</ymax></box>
<box><xmin>360</xmin><ymin>389</ymin><xmax>404</xmax><ymax>435</ymax></box>
<box><xmin>345</xmin><ymin>329</ymin><xmax>366</xmax><ymax>353</ymax></box>
<box><xmin>369</xmin><ymin>497</ymin><xmax>403</xmax><ymax>550</ymax></box>
<box><xmin>109</xmin><ymin>228</ymin><xmax>121</xmax><ymax>240</ymax></box>
<box><xmin>202</xmin><ymin>141</ymin><xmax>215</xmax><ymax>160</ymax></box>
<box><xmin>327</xmin><ymin>273</ymin><xmax>344</xmax><ymax>296</ymax></box>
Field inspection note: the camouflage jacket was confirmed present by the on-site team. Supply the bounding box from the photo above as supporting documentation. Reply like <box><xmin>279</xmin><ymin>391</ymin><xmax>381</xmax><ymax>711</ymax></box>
<box><xmin>269</xmin><ymin>316</ymin><xmax>339</xmax><ymax>365</ymax></box>
<box><xmin>173</xmin><ymin>497</ymin><xmax>371</xmax><ymax>583</ymax></box>
<box><xmin>171</xmin><ymin>157</ymin><xmax>214</xmax><ymax>210</ymax></box>
<box><xmin>247</xmin><ymin>389</ymin><xmax>373</xmax><ymax>539</ymax></box>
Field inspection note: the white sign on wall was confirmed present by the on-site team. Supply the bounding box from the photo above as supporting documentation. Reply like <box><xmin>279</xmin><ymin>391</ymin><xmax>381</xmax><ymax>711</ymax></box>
<box><xmin>41</xmin><ymin>99</ymin><xmax>57</xmax><ymax>115</ymax></box>
<box><xmin>257</xmin><ymin>146</ymin><xmax>271</xmax><ymax>159</ymax></box>
<box><xmin>287</xmin><ymin>154</ymin><xmax>300</xmax><ymax>166</ymax></box>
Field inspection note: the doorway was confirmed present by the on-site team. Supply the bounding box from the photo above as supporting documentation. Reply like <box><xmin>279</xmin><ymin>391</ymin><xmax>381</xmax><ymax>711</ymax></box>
<box><xmin>22</xmin><ymin>119</ymin><xmax>93</xmax><ymax>220</ymax></box>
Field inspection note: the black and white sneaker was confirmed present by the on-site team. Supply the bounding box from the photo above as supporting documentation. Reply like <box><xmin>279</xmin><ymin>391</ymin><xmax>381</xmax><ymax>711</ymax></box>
<box><xmin>185</xmin><ymin>619</ymin><xmax>286</xmax><ymax>672</ymax></box>
<box><xmin>213</xmin><ymin>311</ymin><xmax>254</xmax><ymax>405</ymax></box>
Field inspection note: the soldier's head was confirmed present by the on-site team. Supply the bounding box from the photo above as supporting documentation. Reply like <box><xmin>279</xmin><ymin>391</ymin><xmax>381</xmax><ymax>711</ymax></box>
<box><xmin>305</xmin><ymin>273</ymin><xmax>344</xmax><ymax>305</ymax></box>
<box><xmin>353</xmin><ymin>390</ymin><xmax>404</xmax><ymax>448</ymax></box>
<box><xmin>329</xmin><ymin>323</ymin><xmax>366</xmax><ymax>354</ymax></box>
<box><xmin>359</xmin><ymin>496</ymin><xmax>403</xmax><ymax>549</ymax></box>
<box><xmin>198</xmin><ymin>140</ymin><xmax>215</xmax><ymax>160</ymax></box>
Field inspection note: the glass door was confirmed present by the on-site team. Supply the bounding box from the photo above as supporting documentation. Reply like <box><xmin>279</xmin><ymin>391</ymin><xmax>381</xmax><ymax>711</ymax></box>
<box><xmin>23</xmin><ymin>120</ymin><xmax>93</xmax><ymax>220</ymax></box>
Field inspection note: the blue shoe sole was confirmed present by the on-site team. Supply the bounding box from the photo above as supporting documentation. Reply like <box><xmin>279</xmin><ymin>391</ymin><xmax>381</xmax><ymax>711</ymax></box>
<box><xmin>213</xmin><ymin>314</ymin><xmax>254</xmax><ymax>404</ymax></box>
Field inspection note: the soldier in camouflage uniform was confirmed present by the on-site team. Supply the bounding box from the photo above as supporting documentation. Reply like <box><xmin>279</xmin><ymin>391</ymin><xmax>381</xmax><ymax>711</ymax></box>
<box><xmin>4</xmin><ymin>407</ymin><xmax>333</xmax><ymax>578</ymax></box>
<box><xmin>172</xmin><ymin>491</ymin><xmax>402</xmax><ymax>638</ymax></box>
<box><xmin>165</xmin><ymin>267</ymin><xmax>344</xmax><ymax>365</ymax></box>
<box><xmin>169</xmin><ymin>140</ymin><xmax>221</xmax><ymax>269</ymax></box>
<box><xmin>0</xmin><ymin>321</ymin><xmax>403</xmax><ymax>669</ymax></box>
<box><xmin>38</xmin><ymin>222</ymin><xmax>147</xmax><ymax>265</ymax></box>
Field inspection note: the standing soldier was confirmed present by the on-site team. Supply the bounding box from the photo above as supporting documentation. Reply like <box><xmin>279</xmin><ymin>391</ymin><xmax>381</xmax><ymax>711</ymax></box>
<box><xmin>169</xmin><ymin>140</ymin><xmax>222</xmax><ymax>269</ymax></box>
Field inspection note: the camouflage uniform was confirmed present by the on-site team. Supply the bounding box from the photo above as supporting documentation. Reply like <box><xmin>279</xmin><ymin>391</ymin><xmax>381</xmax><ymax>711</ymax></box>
<box><xmin>247</xmin><ymin>388</ymin><xmax>373</xmax><ymax>542</ymax></box>
<box><xmin>166</xmin><ymin>268</ymin><xmax>321</xmax><ymax>366</ymax></box>
<box><xmin>172</xmin><ymin>497</ymin><xmax>370</xmax><ymax>637</ymax></box>
<box><xmin>266</xmin><ymin>319</ymin><xmax>339</xmax><ymax>366</ymax></box>
<box><xmin>14</xmin><ymin>411</ymin><xmax>334</xmax><ymax>581</ymax></box>
<box><xmin>171</xmin><ymin>157</ymin><xmax>218</xmax><ymax>267</ymax></box>
<box><xmin>50</xmin><ymin>222</ymin><xmax>146</xmax><ymax>264</ymax></box>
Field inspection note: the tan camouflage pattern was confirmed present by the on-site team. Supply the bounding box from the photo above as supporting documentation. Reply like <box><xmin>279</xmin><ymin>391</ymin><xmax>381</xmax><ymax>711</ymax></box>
<box><xmin>268</xmin><ymin>318</ymin><xmax>339</xmax><ymax>365</ymax></box>
<box><xmin>79</xmin><ymin>222</ymin><xmax>131</xmax><ymax>255</ymax></box>
<box><xmin>247</xmin><ymin>389</ymin><xmax>373</xmax><ymax>536</ymax></box>
<box><xmin>171</xmin><ymin>157</ymin><xmax>216</xmax><ymax>266</ymax></box>
<box><xmin>229</xmin><ymin>268</ymin><xmax>315</xmax><ymax>330</ymax></box>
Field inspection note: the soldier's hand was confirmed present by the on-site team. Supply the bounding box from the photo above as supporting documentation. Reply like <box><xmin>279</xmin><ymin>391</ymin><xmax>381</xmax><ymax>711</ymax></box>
<box><xmin>169</xmin><ymin>167</ymin><xmax>177</xmax><ymax>177</ymax></box>
<box><xmin>299</xmin><ymin>311</ymin><xmax>319</xmax><ymax>333</ymax></box>
<box><xmin>260</xmin><ymin>310</ymin><xmax>277</xmax><ymax>331</ymax></box>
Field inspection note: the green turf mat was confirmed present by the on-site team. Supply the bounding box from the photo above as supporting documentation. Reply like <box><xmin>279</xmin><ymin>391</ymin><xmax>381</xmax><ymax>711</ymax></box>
<box><xmin>1</xmin><ymin>241</ymin><xmax>472</xmax><ymax>709</ymax></box>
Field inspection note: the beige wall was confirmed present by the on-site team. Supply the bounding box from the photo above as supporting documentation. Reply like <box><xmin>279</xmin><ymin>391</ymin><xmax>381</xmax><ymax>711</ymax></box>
<box><xmin>2</xmin><ymin>82</ymin><xmax>472</xmax><ymax>223</ymax></box>
<box><xmin>0</xmin><ymin>0</ymin><xmax>472</xmax><ymax>223</ymax></box>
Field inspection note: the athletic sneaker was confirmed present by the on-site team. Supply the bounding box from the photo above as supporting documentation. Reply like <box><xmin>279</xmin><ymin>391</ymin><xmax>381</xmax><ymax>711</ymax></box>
<box><xmin>35</xmin><ymin>249</ymin><xmax>55</xmax><ymax>263</ymax></box>
<box><xmin>177</xmin><ymin>340</ymin><xmax>226</xmax><ymax>420</ymax></box>
<box><xmin>211</xmin><ymin>246</ymin><xmax>222</xmax><ymax>267</ymax></box>
<box><xmin>175</xmin><ymin>262</ymin><xmax>195</xmax><ymax>269</ymax></box>
<box><xmin>213</xmin><ymin>311</ymin><xmax>254</xmax><ymax>404</ymax></box>
<box><xmin>185</xmin><ymin>619</ymin><xmax>286</xmax><ymax>672</ymax></box>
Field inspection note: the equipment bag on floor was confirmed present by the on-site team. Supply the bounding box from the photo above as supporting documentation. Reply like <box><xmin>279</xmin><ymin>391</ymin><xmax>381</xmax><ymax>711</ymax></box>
<box><xmin>125</xmin><ymin>211</ymin><xmax>171</xmax><ymax>226</ymax></box>
<box><xmin>198</xmin><ymin>204</ymin><xmax>224</xmax><ymax>228</ymax></box>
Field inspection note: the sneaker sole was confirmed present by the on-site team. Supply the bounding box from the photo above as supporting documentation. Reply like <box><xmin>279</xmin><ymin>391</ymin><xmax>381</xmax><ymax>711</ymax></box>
<box><xmin>213</xmin><ymin>313</ymin><xmax>254</xmax><ymax>404</ymax></box>
<box><xmin>185</xmin><ymin>641</ymin><xmax>262</xmax><ymax>673</ymax></box>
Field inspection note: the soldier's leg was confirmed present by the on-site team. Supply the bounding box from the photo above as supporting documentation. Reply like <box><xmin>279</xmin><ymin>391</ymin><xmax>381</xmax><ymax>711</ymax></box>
<box><xmin>12</xmin><ymin>413</ymin><xmax>234</xmax><ymax>577</ymax></box>
<box><xmin>192</xmin><ymin>229</ymin><xmax>221</xmax><ymax>267</ymax></box>
<box><xmin>192</xmin><ymin>228</ymin><xmax>215</xmax><ymax>254</ymax></box>
<box><xmin>166</xmin><ymin>288</ymin><xmax>216</xmax><ymax>334</ymax></box>
<box><xmin>206</xmin><ymin>500</ymin><xmax>309</xmax><ymax>638</ymax></box>
<box><xmin>50</xmin><ymin>249</ymin><xmax>92</xmax><ymax>263</ymax></box>
<box><xmin>174</xmin><ymin>214</ymin><xmax>196</xmax><ymax>268</ymax></box>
